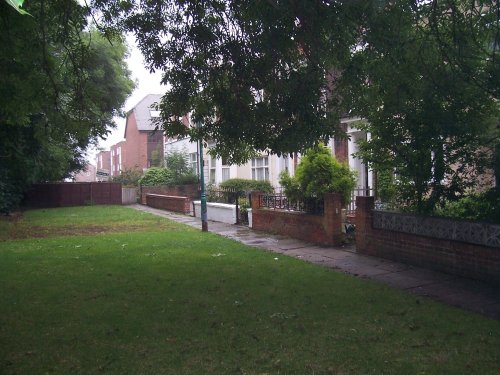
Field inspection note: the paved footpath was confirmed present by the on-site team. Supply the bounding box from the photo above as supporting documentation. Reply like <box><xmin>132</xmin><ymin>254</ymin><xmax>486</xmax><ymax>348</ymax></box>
<box><xmin>131</xmin><ymin>204</ymin><xmax>500</xmax><ymax>321</ymax></box>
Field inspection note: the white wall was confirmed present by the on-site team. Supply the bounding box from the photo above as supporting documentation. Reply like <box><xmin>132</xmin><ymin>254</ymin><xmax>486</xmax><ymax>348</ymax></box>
<box><xmin>193</xmin><ymin>201</ymin><xmax>237</xmax><ymax>224</ymax></box>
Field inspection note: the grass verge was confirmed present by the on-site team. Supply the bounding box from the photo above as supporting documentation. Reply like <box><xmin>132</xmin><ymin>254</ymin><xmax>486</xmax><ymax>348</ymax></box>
<box><xmin>0</xmin><ymin>206</ymin><xmax>498</xmax><ymax>374</ymax></box>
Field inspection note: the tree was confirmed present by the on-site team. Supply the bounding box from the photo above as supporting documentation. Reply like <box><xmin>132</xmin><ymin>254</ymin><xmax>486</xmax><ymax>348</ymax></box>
<box><xmin>0</xmin><ymin>0</ymin><xmax>134</xmax><ymax>213</ymax></box>
<box><xmin>93</xmin><ymin>0</ymin><xmax>498</xmax><ymax>211</ymax></box>
<box><xmin>92</xmin><ymin>0</ymin><xmax>362</xmax><ymax>164</ymax></box>
<box><xmin>342</xmin><ymin>0</ymin><xmax>499</xmax><ymax>212</ymax></box>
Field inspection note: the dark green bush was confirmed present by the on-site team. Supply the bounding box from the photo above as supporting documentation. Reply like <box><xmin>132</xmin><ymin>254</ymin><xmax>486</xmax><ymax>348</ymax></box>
<box><xmin>112</xmin><ymin>168</ymin><xmax>143</xmax><ymax>187</ymax></box>
<box><xmin>219</xmin><ymin>178</ymin><xmax>273</xmax><ymax>193</ymax></box>
<box><xmin>164</xmin><ymin>149</ymin><xmax>192</xmax><ymax>179</ymax></box>
<box><xmin>280</xmin><ymin>144</ymin><xmax>357</xmax><ymax>207</ymax></box>
<box><xmin>139</xmin><ymin>168</ymin><xmax>174</xmax><ymax>186</ymax></box>
<box><xmin>434</xmin><ymin>188</ymin><xmax>499</xmax><ymax>223</ymax></box>
<box><xmin>377</xmin><ymin>167</ymin><xmax>397</xmax><ymax>203</ymax></box>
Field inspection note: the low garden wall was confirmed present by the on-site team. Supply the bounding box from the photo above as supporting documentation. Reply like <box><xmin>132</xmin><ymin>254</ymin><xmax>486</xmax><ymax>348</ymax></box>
<box><xmin>193</xmin><ymin>201</ymin><xmax>237</xmax><ymax>224</ymax></box>
<box><xmin>250</xmin><ymin>192</ymin><xmax>343</xmax><ymax>246</ymax></box>
<box><xmin>140</xmin><ymin>184</ymin><xmax>199</xmax><ymax>204</ymax></box>
<box><xmin>146</xmin><ymin>194</ymin><xmax>191</xmax><ymax>214</ymax></box>
<box><xmin>356</xmin><ymin>196</ymin><xmax>500</xmax><ymax>285</ymax></box>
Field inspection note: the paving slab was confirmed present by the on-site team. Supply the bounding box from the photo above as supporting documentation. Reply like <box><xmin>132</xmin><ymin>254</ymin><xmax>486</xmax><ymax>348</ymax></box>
<box><xmin>130</xmin><ymin>204</ymin><xmax>500</xmax><ymax>321</ymax></box>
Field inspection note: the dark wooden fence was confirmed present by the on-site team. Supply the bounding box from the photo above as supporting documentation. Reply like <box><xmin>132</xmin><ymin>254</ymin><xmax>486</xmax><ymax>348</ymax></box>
<box><xmin>24</xmin><ymin>182</ymin><xmax>122</xmax><ymax>208</ymax></box>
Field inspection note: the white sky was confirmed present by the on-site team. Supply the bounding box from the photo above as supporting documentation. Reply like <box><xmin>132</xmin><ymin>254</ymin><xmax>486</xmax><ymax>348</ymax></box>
<box><xmin>87</xmin><ymin>34</ymin><xmax>167</xmax><ymax>163</ymax></box>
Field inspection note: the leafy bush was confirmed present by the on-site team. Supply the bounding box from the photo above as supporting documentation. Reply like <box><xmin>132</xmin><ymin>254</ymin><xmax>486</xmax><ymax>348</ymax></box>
<box><xmin>139</xmin><ymin>148</ymin><xmax>200</xmax><ymax>187</ymax></box>
<box><xmin>219</xmin><ymin>178</ymin><xmax>273</xmax><ymax>193</ymax></box>
<box><xmin>176</xmin><ymin>173</ymin><xmax>199</xmax><ymax>185</ymax></box>
<box><xmin>112</xmin><ymin>168</ymin><xmax>143</xmax><ymax>187</ymax></box>
<box><xmin>238</xmin><ymin>197</ymin><xmax>250</xmax><ymax>214</ymax></box>
<box><xmin>434</xmin><ymin>188</ymin><xmax>499</xmax><ymax>223</ymax></box>
<box><xmin>139</xmin><ymin>168</ymin><xmax>174</xmax><ymax>186</ymax></box>
<box><xmin>279</xmin><ymin>144</ymin><xmax>357</xmax><ymax>207</ymax></box>
<box><xmin>164</xmin><ymin>149</ymin><xmax>192</xmax><ymax>179</ymax></box>
<box><xmin>377</xmin><ymin>167</ymin><xmax>397</xmax><ymax>203</ymax></box>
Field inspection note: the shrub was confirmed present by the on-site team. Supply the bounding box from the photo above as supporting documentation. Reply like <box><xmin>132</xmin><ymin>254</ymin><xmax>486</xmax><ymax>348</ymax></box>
<box><xmin>219</xmin><ymin>178</ymin><xmax>273</xmax><ymax>193</ymax></box>
<box><xmin>377</xmin><ymin>167</ymin><xmax>397</xmax><ymax>203</ymax></box>
<box><xmin>434</xmin><ymin>188</ymin><xmax>499</xmax><ymax>224</ymax></box>
<box><xmin>279</xmin><ymin>144</ymin><xmax>357</xmax><ymax>207</ymax></box>
<box><xmin>112</xmin><ymin>168</ymin><xmax>143</xmax><ymax>187</ymax></box>
<box><xmin>164</xmin><ymin>149</ymin><xmax>191</xmax><ymax>179</ymax></box>
<box><xmin>138</xmin><ymin>168</ymin><xmax>174</xmax><ymax>186</ymax></box>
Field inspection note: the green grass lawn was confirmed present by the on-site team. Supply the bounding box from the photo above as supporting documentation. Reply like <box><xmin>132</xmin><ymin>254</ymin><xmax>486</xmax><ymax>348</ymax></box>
<box><xmin>0</xmin><ymin>206</ymin><xmax>499</xmax><ymax>374</ymax></box>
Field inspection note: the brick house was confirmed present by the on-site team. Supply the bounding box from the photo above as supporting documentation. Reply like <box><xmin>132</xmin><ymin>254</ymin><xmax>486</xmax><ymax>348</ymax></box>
<box><xmin>121</xmin><ymin>94</ymin><xmax>164</xmax><ymax>172</ymax></box>
<box><xmin>164</xmin><ymin>115</ymin><xmax>372</xmax><ymax>192</ymax></box>
<box><xmin>95</xmin><ymin>150</ymin><xmax>111</xmax><ymax>180</ymax></box>
<box><xmin>73</xmin><ymin>163</ymin><xmax>96</xmax><ymax>182</ymax></box>
<box><xmin>110</xmin><ymin>141</ymin><xmax>126</xmax><ymax>177</ymax></box>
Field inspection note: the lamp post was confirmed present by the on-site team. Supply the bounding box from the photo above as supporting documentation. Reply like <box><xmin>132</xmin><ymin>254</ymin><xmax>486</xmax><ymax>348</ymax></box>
<box><xmin>197</xmin><ymin>122</ymin><xmax>208</xmax><ymax>232</ymax></box>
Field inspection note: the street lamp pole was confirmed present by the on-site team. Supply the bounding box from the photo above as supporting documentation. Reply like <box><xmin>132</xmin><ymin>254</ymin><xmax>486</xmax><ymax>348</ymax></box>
<box><xmin>197</xmin><ymin>123</ymin><xmax>208</xmax><ymax>232</ymax></box>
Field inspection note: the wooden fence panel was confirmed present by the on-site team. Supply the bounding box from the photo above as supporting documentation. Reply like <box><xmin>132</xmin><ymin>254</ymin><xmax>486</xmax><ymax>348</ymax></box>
<box><xmin>25</xmin><ymin>183</ymin><xmax>122</xmax><ymax>208</ymax></box>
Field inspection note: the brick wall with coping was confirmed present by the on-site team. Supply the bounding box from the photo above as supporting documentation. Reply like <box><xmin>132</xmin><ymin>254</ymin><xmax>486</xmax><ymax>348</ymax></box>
<box><xmin>140</xmin><ymin>185</ymin><xmax>200</xmax><ymax>204</ymax></box>
<box><xmin>146</xmin><ymin>194</ymin><xmax>191</xmax><ymax>214</ymax></box>
<box><xmin>356</xmin><ymin>196</ymin><xmax>500</xmax><ymax>285</ymax></box>
<box><xmin>250</xmin><ymin>192</ymin><xmax>343</xmax><ymax>246</ymax></box>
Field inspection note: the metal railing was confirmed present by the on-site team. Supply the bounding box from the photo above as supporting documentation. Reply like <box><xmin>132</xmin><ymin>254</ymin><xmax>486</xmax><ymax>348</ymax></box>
<box><xmin>347</xmin><ymin>187</ymin><xmax>375</xmax><ymax>215</ymax></box>
<box><xmin>258</xmin><ymin>192</ymin><xmax>324</xmax><ymax>215</ymax></box>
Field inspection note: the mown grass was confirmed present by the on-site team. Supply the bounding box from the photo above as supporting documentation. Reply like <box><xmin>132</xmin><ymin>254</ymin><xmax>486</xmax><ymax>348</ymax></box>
<box><xmin>0</xmin><ymin>206</ymin><xmax>499</xmax><ymax>374</ymax></box>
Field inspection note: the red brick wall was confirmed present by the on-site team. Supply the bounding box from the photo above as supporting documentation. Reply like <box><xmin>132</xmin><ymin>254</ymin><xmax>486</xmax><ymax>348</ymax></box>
<box><xmin>356</xmin><ymin>196</ymin><xmax>500</xmax><ymax>285</ymax></box>
<box><xmin>146</xmin><ymin>194</ymin><xmax>191</xmax><ymax>214</ymax></box>
<box><xmin>251</xmin><ymin>192</ymin><xmax>343</xmax><ymax>246</ymax></box>
<box><xmin>140</xmin><ymin>185</ymin><xmax>200</xmax><ymax>204</ymax></box>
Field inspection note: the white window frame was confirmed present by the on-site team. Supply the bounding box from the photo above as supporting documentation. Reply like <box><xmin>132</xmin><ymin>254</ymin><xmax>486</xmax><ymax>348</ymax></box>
<box><xmin>190</xmin><ymin>152</ymin><xmax>199</xmax><ymax>175</ymax></box>
<box><xmin>252</xmin><ymin>156</ymin><xmax>269</xmax><ymax>181</ymax></box>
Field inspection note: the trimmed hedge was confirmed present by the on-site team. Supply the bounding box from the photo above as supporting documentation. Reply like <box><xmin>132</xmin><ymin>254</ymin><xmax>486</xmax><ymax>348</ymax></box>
<box><xmin>219</xmin><ymin>178</ymin><xmax>273</xmax><ymax>193</ymax></box>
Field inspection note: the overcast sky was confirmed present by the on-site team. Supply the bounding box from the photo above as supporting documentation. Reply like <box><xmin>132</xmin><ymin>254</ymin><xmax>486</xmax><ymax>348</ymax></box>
<box><xmin>87</xmin><ymin>34</ymin><xmax>166</xmax><ymax>163</ymax></box>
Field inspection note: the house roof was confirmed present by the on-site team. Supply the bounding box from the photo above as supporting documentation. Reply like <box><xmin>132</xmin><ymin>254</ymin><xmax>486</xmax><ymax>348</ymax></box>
<box><xmin>124</xmin><ymin>94</ymin><xmax>162</xmax><ymax>137</ymax></box>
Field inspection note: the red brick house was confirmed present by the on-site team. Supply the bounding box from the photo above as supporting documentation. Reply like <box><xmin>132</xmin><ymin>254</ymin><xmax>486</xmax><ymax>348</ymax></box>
<box><xmin>73</xmin><ymin>163</ymin><xmax>96</xmax><ymax>182</ymax></box>
<box><xmin>110</xmin><ymin>141</ymin><xmax>126</xmax><ymax>177</ymax></box>
<box><xmin>95</xmin><ymin>150</ymin><xmax>111</xmax><ymax>180</ymax></box>
<box><xmin>121</xmin><ymin>94</ymin><xmax>164</xmax><ymax>172</ymax></box>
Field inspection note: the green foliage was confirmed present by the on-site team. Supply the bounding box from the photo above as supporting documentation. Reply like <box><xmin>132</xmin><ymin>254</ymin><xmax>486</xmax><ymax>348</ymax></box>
<box><xmin>0</xmin><ymin>1</ymin><xmax>134</xmax><ymax>213</ymax></box>
<box><xmin>112</xmin><ymin>168</ymin><xmax>142</xmax><ymax>187</ymax></box>
<box><xmin>138</xmin><ymin>168</ymin><xmax>174</xmax><ymax>186</ymax></box>
<box><xmin>376</xmin><ymin>168</ymin><xmax>397</xmax><ymax>204</ymax></box>
<box><xmin>434</xmin><ymin>188</ymin><xmax>500</xmax><ymax>224</ymax></box>
<box><xmin>163</xmin><ymin>148</ymin><xmax>199</xmax><ymax>185</ymax></box>
<box><xmin>344</xmin><ymin>1</ymin><xmax>498</xmax><ymax>213</ymax></box>
<box><xmin>139</xmin><ymin>163</ymin><xmax>198</xmax><ymax>187</ymax></box>
<box><xmin>93</xmin><ymin>0</ymin><xmax>362</xmax><ymax>164</ymax></box>
<box><xmin>238</xmin><ymin>197</ymin><xmax>250</xmax><ymax>215</ymax></box>
<box><xmin>280</xmin><ymin>145</ymin><xmax>356</xmax><ymax>207</ymax></box>
<box><xmin>94</xmin><ymin>0</ymin><xmax>498</xmax><ymax>210</ymax></box>
<box><xmin>164</xmin><ymin>149</ymin><xmax>191</xmax><ymax>179</ymax></box>
<box><xmin>279</xmin><ymin>170</ymin><xmax>304</xmax><ymax>203</ymax></box>
<box><xmin>219</xmin><ymin>178</ymin><xmax>273</xmax><ymax>193</ymax></box>
<box><xmin>150</xmin><ymin>144</ymin><xmax>163</xmax><ymax>168</ymax></box>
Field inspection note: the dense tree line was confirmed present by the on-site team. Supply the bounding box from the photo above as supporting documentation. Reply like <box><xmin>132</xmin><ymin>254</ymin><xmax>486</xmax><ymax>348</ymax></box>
<box><xmin>0</xmin><ymin>0</ymin><xmax>134</xmax><ymax>213</ymax></box>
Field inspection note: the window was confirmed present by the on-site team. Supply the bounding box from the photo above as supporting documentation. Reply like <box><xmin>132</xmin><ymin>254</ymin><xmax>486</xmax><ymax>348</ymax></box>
<box><xmin>252</xmin><ymin>156</ymin><xmax>269</xmax><ymax>181</ymax></box>
<box><xmin>221</xmin><ymin>157</ymin><xmax>230</xmax><ymax>182</ymax></box>
<box><xmin>190</xmin><ymin>152</ymin><xmax>198</xmax><ymax>175</ymax></box>
<box><xmin>209</xmin><ymin>155</ymin><xmax>216</xmax><ymax>184</ymax></box>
